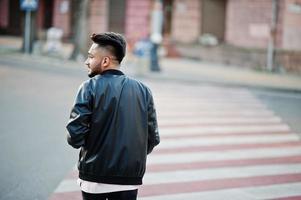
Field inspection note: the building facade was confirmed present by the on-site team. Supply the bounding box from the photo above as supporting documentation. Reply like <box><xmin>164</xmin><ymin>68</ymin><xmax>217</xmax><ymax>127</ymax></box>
<box><xmin>170</xmin><ymin>0</ymin><xmax>301</xmax><ymax>51</ymax></box>
<box><xmin>1</xmin><ymin>0</ymin><xmax>301</xmax><ymax>50</ymax></box>
<box><xmin>0</xmin><ymin>0</ymin><xmax>152</xmax><ymax>44</ymax></box>
<box><xmin>0</xmin><ymin>0</ymin><xmax>300</xmax><ymax>72</ymax></box>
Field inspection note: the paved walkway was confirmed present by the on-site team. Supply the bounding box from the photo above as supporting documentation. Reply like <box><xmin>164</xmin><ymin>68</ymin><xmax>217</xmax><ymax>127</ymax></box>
<box><xmin>145</xmin><ymin>58</ymin><xmax>301</xmax><ymax>92</ymax></box>
<box><xmin>1</xmin><ymin>35</ymin><xmax>301</xmax><ymax>92</ymax></box>
<box><xmin>1</xmin><ymin>51</ymin><xmax>301</xmax><ymax>93</ymax></box>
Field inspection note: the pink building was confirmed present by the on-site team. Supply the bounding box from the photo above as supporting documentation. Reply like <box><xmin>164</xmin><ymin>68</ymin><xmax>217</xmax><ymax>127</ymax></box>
<box><xmin>169</xmin><ymin>0</ymin><xmax>301</xmax><ymax>51</ymax></box>
<box><xmin>168</xmin><ymin>0</ymin><xmax>301</xmax><ymax>72</ymax></box>
<box><xmin>0</xmin><ymin>0</ymin><xmax>152</xmax><ymax>47</ymax></box>
<box><xmin>1</xmin><ymin>0</ymin><xmax>300</xmax><ymax>50</ymax></box>
<box><xmin>0</xmin><ymin>0</ymin><xmax>300</xmax><ymax>71</ymax></box>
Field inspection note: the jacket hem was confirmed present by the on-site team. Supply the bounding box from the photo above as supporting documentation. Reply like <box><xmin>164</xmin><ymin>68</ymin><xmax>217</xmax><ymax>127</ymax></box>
<box><xmin>79</xmin><ymin>172</ymin><xmax>143</xmax><ymax>185</ymax></box>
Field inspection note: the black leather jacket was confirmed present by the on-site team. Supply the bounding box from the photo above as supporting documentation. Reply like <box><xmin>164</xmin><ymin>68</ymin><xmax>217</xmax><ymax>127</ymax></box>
<box><xmin>66</xmin><ymin>69</ymin><xmax>160</xmax><ymax>185</ymax></box>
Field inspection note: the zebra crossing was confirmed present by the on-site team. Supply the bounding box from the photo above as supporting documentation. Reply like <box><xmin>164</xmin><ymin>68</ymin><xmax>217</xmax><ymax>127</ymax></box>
<box><xmin>49</xmin><ymin>82</ymin><xmax>301</xmax><ymax>200</ymax></box>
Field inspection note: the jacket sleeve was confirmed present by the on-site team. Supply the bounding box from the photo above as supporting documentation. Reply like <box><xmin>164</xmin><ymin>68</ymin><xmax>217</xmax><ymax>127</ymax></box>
<box><xmin>147</xmin><ymin>91</ymin><xmax>160</xmax><ymax>154</ymax></box>
<box><xmin>66</xmin><ymin>81</ymin><xmax>93</xmax><ymax>149</ymax></box>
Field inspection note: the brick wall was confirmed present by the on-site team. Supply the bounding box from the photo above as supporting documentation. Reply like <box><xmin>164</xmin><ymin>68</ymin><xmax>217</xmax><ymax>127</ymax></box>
<box><xmin>171</xmin><ymin>0</ymin><xmax>201</xmax><ymax>43</ymax></box>
<box><xmin>36</xmin><ymin>1</ymin><xmax>44</xmax><ymax>31</ymax></box>
<box><xmin>52</xmin><ymin>0</ymin><xmax>71</xmax><ymax>38</ymax></box>
<box><xmin>89</xmin><ymin>0</ymin><xmax>108</xmax><ymax>35</ymax></box>
<box><xmin>225</xmin><ymin>0</ymin><xmax>273</xmax><ymax>48</ymax></box>
<box><xmin>282</xmin><ymin>0</ymin><xmax>301</xmax><ymax>50</ymax></box>
<box><xmin>125</xmin><ymin>0</ymin><xmax>151</xmax><ymax>43</ymax></box>
<box><xmin>0</xmin><ymin>0</ymin><xmax>9</xmax><ymax>28</ymax></box>
<box><xmin>52</xmin><ymin>0</ymin><xmax>108</xmax><ymax>38</ymax></box>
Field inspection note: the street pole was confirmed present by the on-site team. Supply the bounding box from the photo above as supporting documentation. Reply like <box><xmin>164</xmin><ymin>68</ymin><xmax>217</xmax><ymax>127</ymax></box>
<box><xmin>24</xmin><ymin>10</ymin><xmax>31</xmax><ymax>54</ymax></box>
<box><xmin>267</xmin><ymin>0</ymin><xmax>278</xmax><ymax>72</ymax></box>
<box><xmin>150</xmin><ymin>0</ymin><xmax>163</xmax><ymax>72</ymax></box>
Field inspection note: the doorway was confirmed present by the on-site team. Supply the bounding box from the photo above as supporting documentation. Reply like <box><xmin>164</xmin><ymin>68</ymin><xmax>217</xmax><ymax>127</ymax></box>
<box><xmin>163</xmin><ymin>0</ymin><xmax>173</xmax><ymax>37</ymax></box>
<box><xmin>42</xmin><ymin>0</ymin><xmax>54</xmax><ymax>29</ymax></box>
<box><xmin>8</xmin><ymin>0</ymin><xmax>23</xmax><ymax>35</ymax></box>
<box><xmin>108</xmin><ymin>0</ymin><xmax>126</xmax><ymax>34</ymax></box>
<box><xmin>201</xmin><ymin>0</ymin><xmax>226</xmax><ymax>41</ymax></box>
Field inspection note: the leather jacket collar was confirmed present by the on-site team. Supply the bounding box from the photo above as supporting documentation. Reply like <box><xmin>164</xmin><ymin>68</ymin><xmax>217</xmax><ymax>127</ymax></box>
<box><xmin>101</xmin><ymin>69</ymin><xmax>124</xmax><ymax>76</ymax></box>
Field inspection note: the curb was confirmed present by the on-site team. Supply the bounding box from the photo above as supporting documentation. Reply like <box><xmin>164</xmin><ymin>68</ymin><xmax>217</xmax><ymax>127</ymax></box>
<box><xmin>1</xmin><ymin>52</ymin><xmax>301</xmax><ymax>94</ymax></box>
<box><xmin>142</xmin><ymin>73</ymin><xmax>301</xmax><ymax>95</ymax></box>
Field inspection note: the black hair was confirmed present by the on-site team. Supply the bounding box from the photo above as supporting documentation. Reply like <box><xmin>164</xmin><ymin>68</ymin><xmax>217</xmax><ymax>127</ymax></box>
<box><xmin>90</xmin><ymin>32</ymin><xmax>126</xmax><ymax>63</ymax></box>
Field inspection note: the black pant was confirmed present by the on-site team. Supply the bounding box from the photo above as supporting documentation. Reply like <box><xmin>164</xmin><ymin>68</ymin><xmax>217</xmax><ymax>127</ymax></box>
<box><xmin>81</xmin><ymin>189</ymin><xmax>138</xmax><ymax>200</ymax></box>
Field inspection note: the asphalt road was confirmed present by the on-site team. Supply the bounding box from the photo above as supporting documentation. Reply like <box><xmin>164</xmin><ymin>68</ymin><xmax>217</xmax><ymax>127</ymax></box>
<box><xmin>252</xmin><ymin>89</ymin><xmax>301</xmax><ymax>137</ymax></box>
<box><xmin>0</xmin><ymin>59</ymin><xmax>85</xmax><ymax>200</ymax></box>
<box><xmin>0</xmin><ymin>57</ymin><xmax>301</xmax><ymax>200</ymax></box>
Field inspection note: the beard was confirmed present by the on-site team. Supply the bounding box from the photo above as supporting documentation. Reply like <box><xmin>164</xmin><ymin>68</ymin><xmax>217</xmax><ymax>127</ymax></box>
<box><xmin>87</xmin><ymin>62</ymin><xmax>102</xmax><ymax>78</ymax></box>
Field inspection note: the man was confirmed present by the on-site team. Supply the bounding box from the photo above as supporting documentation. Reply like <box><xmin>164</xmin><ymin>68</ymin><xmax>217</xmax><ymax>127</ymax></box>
<box><xmin>66</xmin><ymin>32</ymin><xmax>160</xmax><ymax>200</ymax></box>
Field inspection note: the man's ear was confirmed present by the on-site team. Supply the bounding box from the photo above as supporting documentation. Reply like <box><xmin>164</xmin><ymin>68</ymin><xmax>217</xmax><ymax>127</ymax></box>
<box><xmin>102</xmin><ymin>57</ymin><xmax>110</xmax><ymax>67</ymax></box>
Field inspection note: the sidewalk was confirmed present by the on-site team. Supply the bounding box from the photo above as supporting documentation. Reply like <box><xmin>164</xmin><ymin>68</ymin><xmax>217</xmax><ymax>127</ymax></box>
<box><xmin>1</xmin><ymin>35</ymin><xmax>301</xmax><ymax>92</ymax></box>
<box><xmin>146</xmin><ymin>58</ymin><xmax>301</xmax><ymax>93</ymax></box>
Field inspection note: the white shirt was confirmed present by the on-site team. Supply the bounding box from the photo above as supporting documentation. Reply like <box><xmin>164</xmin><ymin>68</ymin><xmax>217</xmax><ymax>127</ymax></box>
<box><xmin>77</xmin><ymin>178</ymin><xmax>139</xmax><ymax>194</ymax></box>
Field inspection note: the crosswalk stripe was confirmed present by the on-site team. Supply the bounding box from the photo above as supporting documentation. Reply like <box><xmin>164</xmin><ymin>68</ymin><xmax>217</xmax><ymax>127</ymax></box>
<box><xmin>49</xmin><ymin>191</ymin><xmax>86</xmax><ymax>200</ymax></box>
<box><xmin>158</xmin><ymin>110</ymin><xmax>276</xmax><ymax>117</ymax></box>
<box><xmin>64</xmin><ymin>155</ymin><xmax>301</xmax><ymax>180</ymax></box>
<box><xmin>139</xmin><ymin>182</ymin><xmax>301</xmax><ymax>200</ymax></box>
<box><xmin>147</xmin><ymin>147</ymin><xmax>301</xmax><ymax>164</ymax></box>
<box><xmin>157</xmin><ymin>134</ymin><xmax>299</xmax><ymax>149</ymax></box>
<box><xmin>155</xmin><ymin>96</ymin><xmax>261</xmax><ymax>101</ymax></box>
<box><xmin>154</xmin><ymin>141</ymin><xmax>301</xmax><ymax>154</ymax></box>
<box><xmin>51</xmin><ymin>173</ymin><xmax>301</xmax><ymax>198</ymax></box>
<box><xmin>53</xmin><ymin>165</ymin><xmax>301</xmax><ymax>194</ymax></box>
<box><xmin>54</xmin><ymin>180</ymin><xmax>78</xmax><ymax>193</ymax></box>
<box><xmin>160</xmin><ymin>124</ymin><xmax>291</xmax><ymax>136</ymax></box>
<box><xmin>139</xmin><ymin>173</ymin><xmax>301</xmax><ymax>197</ymax></box>
<box><xmin>157</xmin><ymin>101</ymin><xmax>263</xmax><ymax>106</ymax></box>
<box><xmin>156</xmin><ymin>104</ymin><xmax>267</xmax><ymax>110</ymax></box>
<box><xmin>158</xmin><ymin>116</ymin><xmax>282</xmax><ymax>125</ymax></box>
<box><xmin>147</xmin><ymin>155</ymin><xmax>301</xmax><ymax>172</ymax></box>
<box><xmin>143</xmin><ymin>164</ymin><xmax>301</xmax><ymax>185</ymax></box>
<box><xmin>160</xmin><ymin>122</ymin><xmax>285</xmax><ymax>128</ymax></box>
<box><xmin>161</xmin><ymin>131</ymin><xmax>291</xmax><ymax>139</ymax></box>
<box><xmin>153</xmin><ymin>92</ymin><xmax>259</xmax><ymax>98</ymax></box>
<box><xmin>275</xmin><ymin>195</ymin><xmax>301</xmax><ymax>200</ymax></box>
<box><xmin>153</xmin><ymin>91</ymin><xmax>257</xmax><ymax>95</ymax></box>
<box><xmin>158</xmin><ymin>114</ymin><xmax>277</xmax><ymax>120</ymax></box>
<box><xmin>158</xmin><ymin>108</ymin><xmax>269</xmax><ymax>113</ymax></box>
